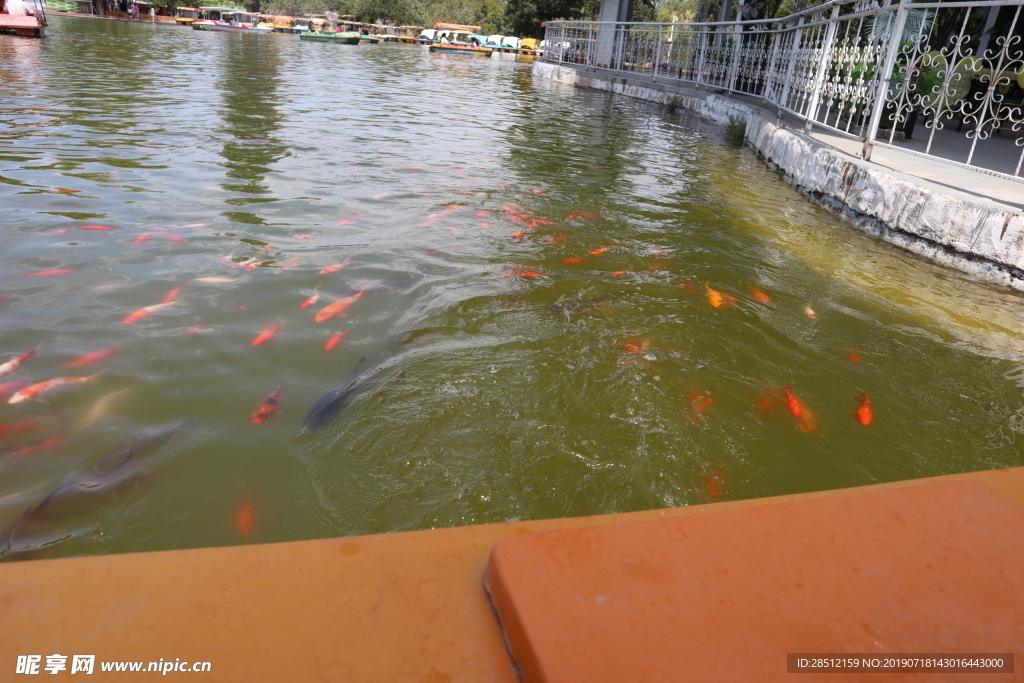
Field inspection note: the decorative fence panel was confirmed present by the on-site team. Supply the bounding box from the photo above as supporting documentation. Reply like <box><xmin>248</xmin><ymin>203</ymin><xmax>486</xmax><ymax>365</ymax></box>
<box><xmin>544</xmin><ymin>0</ymin><xmax>1024</xmax><ymax>181</ymax></box>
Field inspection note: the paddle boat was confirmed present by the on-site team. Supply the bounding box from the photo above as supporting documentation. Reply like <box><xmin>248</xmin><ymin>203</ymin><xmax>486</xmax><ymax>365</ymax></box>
<box><xmin>428</xmin><ymin>39</ymin><xmax>493</xmax><ymax>57</ymax></box>
<box><xmin>0</xmin><ymin>0</ymin><xmax>45</xmax><ymax>38</ymax></box>
<box><xmin>299</xmin><ymin>30</ymin><xmax>360</xmax><ymax>45</ymax></box>
<box><xmin>271</xmin><ymin>15</ymin><xmax>298</xmax><ymax>33</ymax></box>
<box><xmin>395</xmin><ymin>25</ymin><xmax>423</xmax><ymax>43</ymax></box>
<box><xmin>173</xmin><ymin>7</ymin><xmax>200</xmax><ymax>26</ymax></box>
<box><xmin>192</xmin><ymin>8</ymin><xmax>255</xmax><ymax>31</ymax></box>
<box><xmin>519</xmin><ymin>38</ymin><xmax>539</xmax><ymax>57</ymax></box>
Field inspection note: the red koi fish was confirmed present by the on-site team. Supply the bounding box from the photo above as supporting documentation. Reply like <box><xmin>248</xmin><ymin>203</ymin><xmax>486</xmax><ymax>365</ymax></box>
<box><xmin>845</xmin><ymin>349</ymin><xmax>863</xmax><ymax>363</ymax></box>
<box><xmin>24</xmin><ymin>270</ymin><xmax>73</xmax><ymax>278</ymax></box>
<box><xmin>134</xmin><ymin>232</ymin><xmax>151</xmax><ymax>244</ymax></box>
<box><xmin>566</xmin><ymin>211</ymin><xmax>596</xmax><ymax>220</ymax></box>
<box><xmin>162</xmin><ymin>286</ymin><xmax>184</xmax><ymax>303</ymax></box>
<box><xmin>686</xmin><ymin>391</ymin><xmax>716</xmax><ymax>422</ymax></box>
<box><xmin>854</xmin><ymin>391</ymin><xmax>873</xmax><ymax>426</ymax></box>
<box><xmin>78</xmin><ymin>225</ymin><xmax>112</xmax><ymax>231</ymax></box>
<box><xmin>705</xmin><ymin>283</ymin><xmax>736</xmax><ymax>309</ymax></box>
<box><xmin>244</xmin><ymin>260</ymin><xmax>270</xmax><ymax>271</ymax></box>
<box><xmin>10</xmin><ymin>375</ymin><xmax>98</xmax><ymax>404</ymax></box>
<box><xmin>291</xmin><ymin>234</ymin><xmax>314</xmax><ymax>239</ymax></box>
<box><xmin>63</xmin><ymin>347</ymin><xmax>117</xmax><ymax>368</ymax></box>
<box><xmin>320</xmin><ymin>262</ymin><xmax>352</xmax><ymax>274</ymax></box>
<box><xmin>300</xmin><ymin>288</ymin><xmax>319</xmax><ymax>309</ymax></box>
<box><xmin>588</xmin><ymin>248</ymin><xmax>607</xmax><ymax>255</ymax></box>
<box><xmin>474</xmin><ymin>211</ymin><xmax>489</xmax><ymax>218</ymax></box>
<box><xmin>251</xmin><ymin>379</ymin><xmax>285</xmax><ymax>424</ymax></box>
<box><xmin>325</xmin><ymin>331</ymin><xmax>349</xmax><ymax>351</ymax></box>
<box><xmin>480</xmin><ymin>223</ymin><xmax>490</xmax><ymax>229</ymax></box>
<box><xmin>419</xmin><ymin>219</ymin><xmax>438</xmax><ymax>227</ymax></box>
<box><xmin>782</xmin><ymin>385</ymin><xmax>816</xmax><ymax>433</ymax></box>
<box><xmin>46</xmin><ymin>228</ymin><xmax>70</xmax><ymax>234</ymax></box>
<box><xmin>610</xmin><ymin>271</ymin><xmax>631</xmax><ymax>277</ymax></box>
<box><xmin>252</xmin><ymin>323</ymin><xmax>280</xmax><ymax>346</ymax></box>
<box><xmin>563</xmin><ymin>257</ymin><xmax>585</xmax><ymax>264</ymax></box>
<box><xmin>511</xmin><ymin>231</ymin><xmax>525</xmax><ymax>240</ymax></box>
<box><xmin>166</xmin><ymin>233</ymin><xmax>187</xmax><ymax>243</ymax></box>
<box><xmin>337</xmin><ymin>217</ymin><xmax>366</xmax><ymax>226</ymax></box>
<box><xmin>234</xmin><ymin>496</ymin><xmax>257</xmax><ymax>536</ymax></box>
<box><xmin>622</xmin><ymin>340</ymin><xmax>650</xmax><ymax>353</ymax></box>
<box><xmin>0</xmin><ymin>381</ymin><xmax>32</xmax><ymax>400</ymax></box>
<box><xmin>123</xmin><ymin>300</ymin><xmax>176</xmax><ymax>324</ymax></box>
<box><xmin>0</xmin><ymin>347</ymin><xmax>39</xmax><ymax>377</ymax></box>
<box><xmin>519</xmin><ymin>271</ymin><xmax>544</xmax><ymax>278</ymax></box>
<box><xmin>444</xmin><ymin>205</ymin><xmax>464</xmax><ymax>211</ymax></box>
<box><xmin>0</xmin><ymin>419</ymin><xmax>40</xmax><ymax>442</ymax></box>
<box><xmin>749</xmin><ymin>286</ymin><xmax>772</xmax><ymax>304</ymax></box>
<box><xmin>315</xmin><ymin>286</ymin><xmax>368</xmax><ymax>323</ymax></box>
<box><xmin>530</xmin><ymin>188</ymin><xmax>545</xmax><ymax>195</ymax></box>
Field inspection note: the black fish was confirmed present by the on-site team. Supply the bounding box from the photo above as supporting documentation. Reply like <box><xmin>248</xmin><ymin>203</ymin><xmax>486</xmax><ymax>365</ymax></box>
<box><xmin>0</xmin><ymin>420</ymin><xmax>192</xmax><ymax>560</ymax></box>
<box><xmin>302</xmin><ymin>357</ymin><xmax>370</xmax><ymax>430</ymax></box>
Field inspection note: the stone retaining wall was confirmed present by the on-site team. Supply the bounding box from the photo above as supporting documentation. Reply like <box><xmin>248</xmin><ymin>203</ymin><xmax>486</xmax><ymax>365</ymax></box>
<box><xmin>533</xmin><ymin>61</ymin><xmax>1024</xmax><ymax>291</ymax></box>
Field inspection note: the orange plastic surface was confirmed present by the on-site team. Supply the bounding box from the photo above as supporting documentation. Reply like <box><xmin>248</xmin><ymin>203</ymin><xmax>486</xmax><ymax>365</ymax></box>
<box><xmin>1</xmin><ymin>468</ymin><xmax>1023</xmax><ymax>681</ymax></box>
<box><xmin>486</xmin><ymin>480</ymin><xmax>1024</xmax><ymax>683</ymax></box>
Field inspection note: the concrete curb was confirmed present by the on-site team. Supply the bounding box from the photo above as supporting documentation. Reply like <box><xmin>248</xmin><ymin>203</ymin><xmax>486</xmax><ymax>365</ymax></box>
<box><xmin>533</xmin><ymin>61</ymin><xmax>1024</xmax><ymax>291</ymax></box>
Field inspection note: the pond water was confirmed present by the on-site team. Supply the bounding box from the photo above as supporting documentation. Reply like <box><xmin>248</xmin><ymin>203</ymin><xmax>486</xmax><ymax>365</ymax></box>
<box><xmin>2</xmin><ymin>16</ymin><xmax>1023</xmax><ymax>560</ymax></box>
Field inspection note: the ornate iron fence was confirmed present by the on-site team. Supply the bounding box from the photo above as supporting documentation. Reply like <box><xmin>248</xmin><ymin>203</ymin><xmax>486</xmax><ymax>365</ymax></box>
<box><xmin>544</xmin><ymin>0</ymin><xmax>1024</xmax><ymax>182</ymax></box>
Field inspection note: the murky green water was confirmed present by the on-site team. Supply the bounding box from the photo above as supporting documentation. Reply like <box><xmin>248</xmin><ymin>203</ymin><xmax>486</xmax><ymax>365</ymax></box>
<box><xmin>2</xmin><ymin>17</ymin><xmax>1023</xmax><ymax>560</ymax></box>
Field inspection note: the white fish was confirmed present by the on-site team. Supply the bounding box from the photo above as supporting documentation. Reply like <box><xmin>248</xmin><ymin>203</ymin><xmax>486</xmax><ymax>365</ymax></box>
<box><xmin>0</xmin><ymin>346</ymin><xmax>39</xmax><ymax>378</ymax></box>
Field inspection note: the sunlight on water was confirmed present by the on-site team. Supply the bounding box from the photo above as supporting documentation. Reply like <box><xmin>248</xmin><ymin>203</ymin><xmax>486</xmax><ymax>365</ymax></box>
<box><xmin>0</xmin><ymin>17</ymin><xmax>1022</xmax><ymax>560</ymax></box>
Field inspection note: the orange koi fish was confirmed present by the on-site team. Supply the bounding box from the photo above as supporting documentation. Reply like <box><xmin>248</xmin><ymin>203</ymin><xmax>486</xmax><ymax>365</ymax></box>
<box><xmin>474</xmin><ymin>211</ymin><xmax>489</xmax><ymax>218</ymax></box>
<box><xmin>691</xmin><ymin>393</ymin><xmax>715</xmax><ymax>414</ymax></box>
<box><xmin>749</xmin><ymin>286</ymin><xmax>772</xmax><ymax>304</ymax></box>
<box><xmin>46</xmin><ymin>228</ymin><xmax>70</xmax><ymax>234</ymax></box>
<box><xmin>162</xmin><ymin>286</ymin><xmax>184</xmax><ymax>303</ymax></box>
<box><xmin>24</xmin><ymin>270</ymin><xmax>73</xmax><ymax>278</ymax></box>
<box><xmin>610</xmin><ymin>271</ymin><xmax>631</xmax><ymax>277</ymax></box>
<box><xmin>511</xmin><ymin>231</ymin><xmax>525</xmax><ymax>240</ymax></box>
<box><xmin>314</xmin><ymin>286</ymin><xmax>369</xmax><ymax>323</ymax></box>
<box><xmin>566</xmin><ymin>211</ymin><xmax>596</xmax><ymax>220</ymax></box>
<box><xmin>300</xmin><ymin>288</ymin><xmax>319</xmax><ymax>309</ymax></box>
<box><xmin>480</xmin><ymin>223</ymin><xmax>490</xmax><ymax>229</ymax></box>
<box><xmin>705</xmin><ymin>283</ymin><xmax>736</xmax><ymax>309</ymax></box>
<box><xmin>244</xmin><ymin>260</ymin><xmax>270</xmax><ymax>271</ymax></box>
<box><xmin>234</xmin><ymin>496</ymin><xmax>257</xmax><ymax>536</ymax></box>
<box><xmin>63</xmin><ymin>347</ymin><xmax>117</xmax><ymax>368</ymax></box>
<box><xmin>516</xmin><ymin>271</ymin><xmax>543</xmax><ymax>278</ymax></box>
<box><xmin>165</xmin><ymin>233</ymin><xmax>187</xmax><ymax>243</ymax></box>
<box><xmin>217</xmin><ymin>253</ymin><xmax>235</xmax><ymax>263</ymax></box>
<box><xmin>444</xmin><ymin>205</ymin><xmax>464</xmax><ymax>211</ymax></box>
<box><xmin>337</xmin><ymin>216</ymin><xmax>365</xmax><ymax>225</ymax></box>
<box><xmin>0</xmin><ymin>419</ymin><xmax>40</xmax><ymax>442</ymax></box>
<box><xmin>251</xmin><ymin>379</ymin><xmax>285</xmax><ymax>424</ymax></box>
<box><xmin>698</xmin><ymin>466</ymin><xmax>728</xmax><ymax>501</ymax></box>
<box><xmin>782</xmin><ymin>385</ymin><xmax>816</xmax><ymax>432</ymax></box>
<box><xmin>123</xmin><ymin>300</ymin><xmax>176</xmax><ymax>324</ymax></box>
<box><xmin>319</xmin><ymin>262</ymin><xmax>352</xmax><ymax>274</ymax></box>
<box><xmin>0</xmin><ymin>380</ymin><xmax>32</xmax><ymax>400</ymax></box>
<box><xmin>845</xmin><ymin>349</ymin><xmax>863</xmax><ymax>363</ymax></box>
<box><xmin>854</xmin><ymin>391</ymin><xmax>873</xmax><ymax>426</ymax></box>
<box><xmin>530</xmin><ymin>188</ymin><xmax>545</xmax><ymax>195</ymax></box>
<box><xmin>588</xmin><ymin>248</ymin><xmax>607</xmax><ymax>255</ymax></box>
<box><xmin>291</xmin><ymin>234</ymin><xmax>314</xmax><ymax>239</ymax></box>
<box><xmin>0</xmin><ymin>347</ymin><xmax>39</xmax><ymax>377</ymax></box>
<box><xmin>563</xmin><ymin>257</ymin><xmax>585</xmax><ymax>264</ymax></box>
<box><xmin>78</xmin><ymin>225</ymin><xmax>112</xmax><ymax>231</ymax></box>
<box><xmin>0</xmin><ymin>437</ymin><xmax>65</xmax><ymax>458</ymax></box>
<box><xmin>804</xmin><ymin>306</ymin><xmax>817</xmax><ymax>319</ymax></box>
<box><xmin>649</xmin><ymin>261</ymin><xmax>668</xmax><ymax>270</ymax></box>
<box><xmin>133</xmin><ymin>232</ymin><xmax>150</xmax><ymax>245</ymax></box>
<box><xmin>419</xmin><ymin>219</ymin><xmax>438</xmax><ymax>227</ymax></box>
<box><xmin>325</xmin><ymin>331</ymin><xmax>349</xmax><ymax>351</ymax></box>
<box><xmin>9</xmin><ymin>375</ymin><xmax>98</xmax><ymax>404</ymax></box>
<box><xmin>252</xmin><ymin>323</ymin><xmax>280</xmax><ymax>346</ymax></box>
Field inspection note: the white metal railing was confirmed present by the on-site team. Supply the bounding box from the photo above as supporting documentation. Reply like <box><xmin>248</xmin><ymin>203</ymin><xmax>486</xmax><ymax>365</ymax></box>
<box><xmin>544</xmin><ymin>0</ymin><xmax>1024</xmax><ymax>181</ymax></box>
